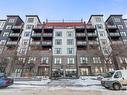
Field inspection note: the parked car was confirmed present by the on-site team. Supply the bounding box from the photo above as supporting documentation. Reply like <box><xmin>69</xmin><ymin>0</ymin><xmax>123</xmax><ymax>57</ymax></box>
<box><xmin>101</xmin><ymin>70</ymin><xmax>127</xmax><ymax>90</ymax></box>
<box><xmin>0</xmin><ymin>73</ymin><xmax>13</xmax><ymax>88</ymax></box>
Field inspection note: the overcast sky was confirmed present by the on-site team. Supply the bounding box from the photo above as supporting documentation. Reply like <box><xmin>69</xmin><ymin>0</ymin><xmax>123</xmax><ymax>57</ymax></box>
<box><xmin>0</xmin><ymin>0</ymin><xmax>127</xmax><ymax>22</ymax></box>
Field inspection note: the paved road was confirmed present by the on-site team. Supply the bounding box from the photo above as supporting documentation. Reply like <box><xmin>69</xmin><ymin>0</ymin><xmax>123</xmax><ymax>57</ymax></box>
<box><xmin>0</xmin><ymin>87</ymin><xmax>127</xmax><ymax>95</ymax></box>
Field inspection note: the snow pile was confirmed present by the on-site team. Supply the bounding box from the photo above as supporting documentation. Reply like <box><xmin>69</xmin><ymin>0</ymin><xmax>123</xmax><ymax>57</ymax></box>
<box><xmin>14</xmin><ymin>79</ymin><xmax>51</xmax><ymax>86</ymax></box>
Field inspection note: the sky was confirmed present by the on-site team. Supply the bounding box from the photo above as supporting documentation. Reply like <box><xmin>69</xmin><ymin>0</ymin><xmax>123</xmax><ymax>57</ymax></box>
<box><xmin>0</xmin><ymin>0</ymin><xmax>127</xmax><ymax>22</ymax></box>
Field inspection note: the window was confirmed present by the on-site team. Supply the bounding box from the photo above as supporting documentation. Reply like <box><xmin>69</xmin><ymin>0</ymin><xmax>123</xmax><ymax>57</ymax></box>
<box><xmin>0</xmin><ymin>22</ymin><xmax>5</xmax><ymax>28</ymax></box>
<box><xmin>96</xmin><ymin>17</ymin><xmax>101</xmax><ymax>22</ymax></box>
<box><xmin>27</xmin><ymin>18</ymin><xmax>34</xmax><ymax>23</ymax></box>
<box><xmin>26</xmin><ymin>25</ymin><xmax>33</xmax><ymax>30</ymax></box>
<box><xmin>0</xmin><ymin>48</ymin><xmax>3</xmax><ymax>54</ymax></box>
<box><xmin>20</xmin><ymin>48</ymin><xmax>26</xmax><ymax>54</ymax></box>
<box><xmin>124</xmin><ymin>21</ymin><xmax>127</xmax><ymax>27</ymax></box>
<box><xmin>96</xmin><ymin>24</ymin><xmax>103</xmax><ymax>29</ymax></box>
<box><xmin>80</xmin><ymin>57</ymin><xmax>88</xmax><ymax>64</ymax></box>
<box><xmin>3</xmin><ymin>32</ymin><xmax>9</xmax><ymax>37</ymax></box>
<box><xmin>119</xmin><ymin>57</ymin><xmax>127</xmax><ymax>63</ymax></box>
<box><xmin>93</xmin><ymin>57</ymin><xmax>101</xmax><ymax>63</ymax></box>
<box><xmin>114</xmin><ymin>18</ymin><xmax>121</xmax><ymax>22</ymax></box>
<box><xmin>15</xmin><ymin>69</ymin><xmax>22</xmax><ymax>73</ymax></box>
<box><xmin>67</xmin><ymin>48</ymin><xmax>74</xmax><ymax>54</ymax></box>
<box><xmin>99</xmin><ymin>31</ymin><xmax>105</xmax><ymax>36</ymax></box>
<box><xmin>67</xmin><ymin>58</ymin><xmax>74</xmax><ymax>64</ymax></box>
<box><xmin>0</xmin><ymin>40</ymin><xmax>6</xmax><ymax>45</ymax></box>
<box><xmin>114</xmin><ymin>71</ymin><xmax>122</xmax><ymax>78</ymax></box>
<box><xmin>55</xmin><ymin>39</ymin><xmax>62</xmax><ymax>45</ymax></box>
<box><xmin>55</xmin><ymin>31</ymin><xmax>62</xmax><ymax>37</ymax></box>
<box><xmin>101</xmin><ymin>39</ymin><xmax>107</xmax><ymax>45</ymax></box>
<box><xmin>103</xmin><ymin>47</ymin><xmax>110</xmax><ymax>55</ymax></box>
<box><xmin>18</xmin><ymin>58</ymin><xmax>25</xmax><ymax>63</ymax></box>
<box><xmin>120</xmin><ymin>32</ymin><xmax>126</xmax><ymax>36</ymax></box>
<box><xmin>54</xmin><ymin>58</ymin><xmax>61</xmax><ymax>64</ymax></box>
<box><xmin>24</xmin><ymin>32</ymin><xmax>30</xmax><ymax>37</ymax></box>
<box><xmin>67</xmin><ymin>39</ymin><xmax>74</xmax><ymax>45</ymax></box>
<box><xmin>41</xmin><ymin>57</ymin><xmax>48</xmax><ymax>64</ymax></box>
<box><xmin>67</xmin><ymin>31</ymin><xmax>73</xmax><ymax>37</ymax></box>
<box><xmin>22</xmin><ymin>39</ymin><xmax>28</xmax><ymax>45</ymax></box>
<box><xmin>54</xmin><ymin>48</ymin><xmax>62</xmax><ymax>54</ymax></box>
<box><xmin>6</xmin><ymin>25</ymin><xmax>12</xmax><ymax>29</ymax></box>
<box><xmin>9</xmin><ymin>19</ymin><xmax>15</xmax><ymax>23</ymax></box>
<box><xmin>118</xmin><ymin>25</ymin><xmax>123</xmax><ymax>29</ymax></box>
<box><xmin>28</xmin><ymin>57</ymin><xmax>36</xmax><ymax>64</ymax></box>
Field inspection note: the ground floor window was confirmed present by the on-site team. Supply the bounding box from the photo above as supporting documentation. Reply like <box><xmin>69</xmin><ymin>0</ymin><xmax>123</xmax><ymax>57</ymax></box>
<box><xmin>80</xmin><ymin>68</ymin><xmax>91</xmax><ymax>76</ymax></box>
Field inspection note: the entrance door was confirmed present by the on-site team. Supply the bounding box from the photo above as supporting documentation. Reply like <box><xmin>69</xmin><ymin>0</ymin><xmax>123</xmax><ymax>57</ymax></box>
<box><xmin>80</xmin><ymin>67</ymin><xmax>91</xmax><ymax>76</ymax></box>
<box><xmin>37</xmin><ymin>66</ymin><xmax>49</xmax><ymax>76</ymax></box>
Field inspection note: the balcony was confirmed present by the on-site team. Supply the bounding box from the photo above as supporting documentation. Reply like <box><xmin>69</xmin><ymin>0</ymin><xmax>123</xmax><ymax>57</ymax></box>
<box><xmin>41</xmin><ymin>41</ymin><xmax>52</xmax><ymax>46</ymax></box>
<box><xmin>6</xmin><ymin>41</ymin><xmax>17</xmax><ymax>46</ymax></box>
<box><xmin>87</xmin><ymin>33</ymin><xmax>97</xmax><ymax>37</ymax></box>
<box><xmin>77</xmin><ymin>41</ymin><xmax>87</xmax><ymax>46</ymax></box>
<box><xmin>31</xmin><ymin>33</ymin><xmax>41</xmax><ymax>37</ymax></box>
<box><xmin>89</xmin><ymin>41</ymin><xmax>99</xmax><ymax>45</ymax></box>
<box><xmin>30</xmin><ymin>41</ymin><xmax>40</xmax><ymax>46</ymax></box>
<box><xmin>43</xmin><ymin>33</ymin><xmax>53</xmax><ymax>37</ymax></box>
<box><xmin>9</xmin><ymin>33</ymin><xmax>20</xmax><ymax>37</ymax></box>
<box><xmin>106</xmin><ymin>25</ymin><xmax>117</xmax><ymax>29</ymax></box>
<box><xmin>86</xmin><ymin>24</ymin><xmax>95</xmax><ymax>29</ymax></box>
<box><xmin>112</xmin><ymin>41</ymin><xmax>123</xmax><ymax>45</ymax></box>
<box><xmin>76</xmin><ymin>33</ymin><xmax>86</xmax><ymax>37</ymax></box>
<box><xmin>109</xmin><ymin>33</ymin><xmax>120</xmax><ymax>37</ymax></box>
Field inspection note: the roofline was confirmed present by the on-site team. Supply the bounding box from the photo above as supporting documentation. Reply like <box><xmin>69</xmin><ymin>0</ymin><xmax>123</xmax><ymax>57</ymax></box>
<box><xmin>88</xmin><ymin>15</ymin><xmax>103</xmax><ymax>23</ymax></box>
<box><xmin>26</xmin><ymin>15</ymin><xmax>41</xmax><ymax>23</ymax></box>
<box><xmin>105</xmin><ymin>14</ymin><xmax>123</xmax><ymax>23</ymax></box>
<box><xmin>6</xmin><ymin>15</ymin><xmax>24</xmax><ymax>23</ymax></box>
<box><xmin>0</xmin><ymin>20</ymin><xmax>6</xmax><ymax>21</ymax></box>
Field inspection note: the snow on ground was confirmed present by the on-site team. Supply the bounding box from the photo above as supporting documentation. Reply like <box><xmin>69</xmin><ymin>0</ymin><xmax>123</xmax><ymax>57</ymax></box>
<box><xmin>14</xmin><ymin>79</ymin><xmax>51</xmax><ymax>86</ymax></box>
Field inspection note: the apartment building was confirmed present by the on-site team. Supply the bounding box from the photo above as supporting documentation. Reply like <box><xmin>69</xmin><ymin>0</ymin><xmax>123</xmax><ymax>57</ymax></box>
<box><xmin>106</xmin><ymin>15</ymin><xmax>127</xmax><ymax>70</ymax></box>
<box><xmin>0</xmin><ymin>15</ymin><xmax>127</xmax><ymax>78</ymax></box>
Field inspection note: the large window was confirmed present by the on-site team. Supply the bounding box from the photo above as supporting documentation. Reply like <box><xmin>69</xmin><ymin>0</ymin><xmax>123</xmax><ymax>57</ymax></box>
<box><xmin>0</xmin><ymin>40</ymin><xmax>6</xmax><ymax>45</ymax></box>
<box><xmin>114</xmin><ymin>18</ymin><xmax>121</xmax><ymax>22</ymax></box>
<box><xmin>93</xmin><ymin>57</ymin><xmax>101</xmax><ymax>63</ymax></box>
<box><xmin>8</xmin><ymin>19</ymin><xmax>15</xmax><ymax>23</ymax></box>
<box><xmin>80</xmin><ymin>57</ymin><xmax>88</xmax><ymax>64</ymax></box>
<box><xmin>54</xmin><ymin>58</ymin><xmax>61</xmax><ymax>64</ymax></box>
<box><xmin>67</xmin><ymin>39</ymin><xmax>74</xmax><ymax>45</ymax></box>
<box><xmin>95</xmin><ymin>17</ymin><xmax>102</xmax><ymax>22</ymax></box>
<box><xmin>99</xmin><ymin>31</ymin><xmax>105</xmax><ymax>36</ymax></box>
<box><xmin>6</xmin><ymin>25</ymin><xmax>12</xmax><ymax>29</ymax></box>
<box><xmin>28</xmin><ymin>57</ymin><xmax>36</xmax><ymax>64</ymax></box>
<box><xmin>119</xmin><ymin>57</ymin><xmax>127</xmax><ymax>63</ymax></box>
<box><xmin>26</xmin><ymin>25</ymin><xmax>33</xmax><ymax>30</ymax></box>
<box><xmin>67</xmin><ymin>58</ymin><xmax>74</xmax><ymax>64</ymax></box>
<box><xmin>41</xmin><ymin>57</ymin><xmax>48</xmax><ymax>64</ymax></box>
<box><xmin>96</xmin><ymin>24</ymin><xmax>103</xmax><ymax>29</ymax></box>
<box><xmin>67</xmin><ymin>31</ymin><xmax>73</xmax><ymax>37</ymax></box>
<box><xmin>3</xmin><ymin>32</ymin><xmax>9</xmax><ymax>37</ymax></box>
<box><xmin>55</xmin><ymin>31</ymin><xmax>62</xmax><ymax>37</ymax></box>
<box><xmin>120</xmin><ymin>32</ymin><xmax>126</xmax><ymax>36</ymax></box>
<box><xmin>55</xmin><ymin>39</ymin><xmax>62</xmax><ymax>45</ymax></box>
<box><xmin>54</xmin><ymin>48</ymin><xmax>62</xmax><ymax>54</ymax></box>
<box><xmin>118</xmin><ymin>25</ymin><xmax>123</xmax><ymax>29</ymax></box>
<box><xmin>67</xmin><ymin>48</ymin><xmax>74</xmax><ymax>54</ymax></box>
<box><xmin>27</xmin><ymin>18</ymin><xmax>34</xmax><ymax>23</ymax></box>
<box><xmin>24</xmin><ymin>32</ymin><xmax>30</xmax><ymax>37</ymax></box>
